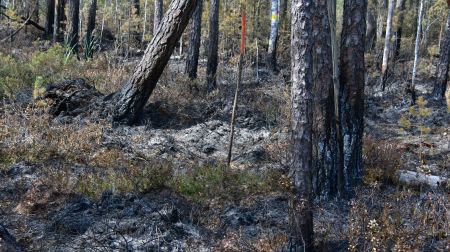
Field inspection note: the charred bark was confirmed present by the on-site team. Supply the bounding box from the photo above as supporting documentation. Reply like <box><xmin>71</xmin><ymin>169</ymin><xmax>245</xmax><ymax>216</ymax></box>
<box><xmin>393</xmin><ymin>0</ymin><xmax>405</xmax><ymax>59</ymax></box>
<box><xmin>289</xmin><ymin>0</ymin><xmax>314</xmax><ymax>249</ymax></box>
<box><xmin>338</xmin><ymin>0</ymin><xmax>367</xmax><ymax>196</ymax></box>
<box><xmin>112</xmin><ymin>0</ymin><xmax>198</xmax><ymax>124</ymax></box>
<box><xmin>154</xmin><ymin>0</ymin><xmax>163</xmax><ymax>35</ymax></box>
<box><xmin>185</xmin><ymin>0</ymin><xmax>203</xmax><ymax>79</ymax></box>
<box><xmin>432</xmin><ymin>8</ymin><xmax>450</xmax><ymax>99</ymax></box>
<box><xmin>206</xmin><ymin>0</ymin><xmax>219</xmax><ymax>92</ymax></box>
<box><xmin>45</xmin><ymin>0</ymin><xmax>55</xmax><ymax>36</ymax></box>
<box><xmin>312</xmin><ymin>0</ymin><xmax>340</xmax><ymax>198</ymax></box>
<box><xmin>68</xmin><ymin>0</ymin><xmax>80</xmax><ymax>53</ymax></box>
<box><xmin>0</xmin><ymin>223</ymin><xmax>23</xmax><ymax>252</ymax></box>
<box><xmin>86</xmin><ymin>0</ymin><xmax>97</xmax><ymax>43</ymax></box>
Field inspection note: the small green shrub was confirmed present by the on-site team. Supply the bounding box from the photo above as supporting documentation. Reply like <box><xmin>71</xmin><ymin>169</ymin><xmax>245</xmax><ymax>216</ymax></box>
<box><xmin>0</xmin><ymin>53</ymin><xmax>33</xmax><ymax>97</ymax></box>
<box><xmin>30</xmin><ymin>43</ymin><xmax>76</xmax><ymax>83</ymax></box>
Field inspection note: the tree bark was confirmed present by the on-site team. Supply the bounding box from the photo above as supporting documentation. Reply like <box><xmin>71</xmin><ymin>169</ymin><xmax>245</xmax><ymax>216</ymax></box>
<box><xmin>206</xmin><ymin>0</ymin><xmax>219</xmax><ymax>91</ymax></box>
<box><xmin>376</xmin><ymin>0</ymin><xmax>386</xmax><ymax>47</ymax></box>
<box><xmin>339</xmin><ymin>0</ymin><xmax>367</xmax><ymax>196</ymax></box>
<box><xmin>289</xmin><ymin>0</ymin><xmax>314</xmax><ymax>249</ymax></box>
<box><xmin>53</xmin><ymin>0</ymin><xmax>59</xmax><ymax>42</ymax></box>
<box><xmin>112</xmin><ymin>0</ymin><xmax>198</xmax><ymax>124</ymax></box>
<box><xmin>432</xmin><ymin>8</ymin><xmax>450</xmax><ymax>99</ymax></box>
<box><xmin>312</xmin><ymin>0</ymin><xmax>340</xmax><ymax>198</ymax></box>
<box><xmin>185</xmin><ymin>0</ymin><xmax>203</xmax><ymax>79</ymax></box>
<box><xmin>45</xmin><ymin>0</ymin><xmax>55</xmax><ymax>36</ymax></box>
<box><xmin>366</xmin><ymin>7</ymin><xmax>376</xmax><ymax>51</ymax></box>
<box><xmin>393</xmin><ymin>0</ymin><xmax>405</xmax><ymax>59</ymax></box>
<box><xmin>380</xmin><ymin>0</ymin><xmax>394</xmax><ymax>90</ymax></box>
<box><xmin>267</xmin><ymin>0</ymin><xmax>280</xmax><ymax>71</ymax></box>
<box><xmin>154</xmin><ymin>0</ymin><xmax>163</xmax><ymax>35</ymax></box>
<box><xmin>86</xmin><ymin>0</ymin><xmax>97</xmax><ymax>43</ymax></box>
<box><xmin>68</xmin><ymin>0</ymin><xmax>80</xmax><ymax>53</ymax></box>
<box><xmin>410</xmin><ymin>0</ymin><xmax>424</xmax><ymax>104</ymax></box>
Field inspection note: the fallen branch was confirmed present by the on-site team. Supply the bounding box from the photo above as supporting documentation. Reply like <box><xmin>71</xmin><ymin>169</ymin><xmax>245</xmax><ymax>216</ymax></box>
<box><xmin>0</xmin><ymin>6</ymin><xmax>45</xmax><ymax>32</ymax></box>
<box><xmin>0</xmin><ymin>6</ymin><xmax>36</xmax><ymax>43</ymax></box>
<box><xmin>397</xmin><ymin>170</ymin><xmax>449</xmax><ymax>189</ymax></box>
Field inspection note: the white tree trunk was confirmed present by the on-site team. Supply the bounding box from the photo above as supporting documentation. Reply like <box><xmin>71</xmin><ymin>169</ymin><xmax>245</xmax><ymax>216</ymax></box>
<box><xmin>410</xmin><ymin>0</ymin><xmax>424</xmax><ymax>104</ymax></box>
<box><xmin>380</xmin><ymin>0</ymin><xmax>394</xmax><ymax>89</ymax></box>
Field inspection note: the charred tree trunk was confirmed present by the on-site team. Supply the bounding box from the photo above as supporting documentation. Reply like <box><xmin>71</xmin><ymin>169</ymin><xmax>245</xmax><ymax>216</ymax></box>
<box><xmin>432</xmin><ymin>8</ymin><xmax>450</xmax><ymax>99</ymax></box>
<box><xmin>267</xmin><ymin>0</ymin><xmax>280</xmax><ymax>71</ymax></box>
<box><xmin>154</xmin><ymin>0</ymin><xmax>163</xmax><ymax>35</ymax></box>
<box><xmin>68</xmin><ymin>0</ymin><xmax>80</xmax><ymax>53</ymax></box>
<box><xmin>289</xmin><ymin>0</ymin><xmax>314</xmax><ymax>249</ymax></box>
<box><xmin>380</xmin><ymin>0</ymin><xmax>394</xmax><ymax>90</ymax></box>
<box><xmin>393</xmin><ymin>0</ymin><xmax>405</xmax><ymax>59</ymax></box>
<box><xmin>45</xmin><ymin>0</ymin><xmax>55</xmax><ymax>36</ymax></box>
<box><xmin>185</xmin><ymin>0</ymin><xmax>203</xmax><ymax>79</ymax></box>
<box><xmin>206</xmin><ymin>0</ymin><xmax>219</xmax><ymax>91</ymax></box>
<box><xmin>339</xmin><ymin>0</ymin><xmax>367</xmax><ymax>196</ymax></box>
<box><xmin>366</xmin><ymin>8</ymin><xmax>376</xmax><ymax>51</ymax></box>
<box><xmin>59</xmin><ymin>0</ymin><xmax>67</xmax><ymax>33</ymax></box>
<box><xmin>312</xmin><ymin>0</ymin><xmax>339</xmax><ymax>198</ymax></box>
<box><xmin>86</xmin><ymin>0</ymin><xmax>97</xmax><ymax>43</ymax></box>
<box><xmin>112</xmin><ymin>0</ymin><xmax>198</xmax><ymax>124</ymax></box>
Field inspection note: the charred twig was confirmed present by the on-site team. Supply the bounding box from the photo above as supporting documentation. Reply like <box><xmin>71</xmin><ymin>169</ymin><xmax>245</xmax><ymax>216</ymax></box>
<box><xmin>0</xmin><ymin>5</ymin><xmax>45</xmax><ymax>32</ymax></box>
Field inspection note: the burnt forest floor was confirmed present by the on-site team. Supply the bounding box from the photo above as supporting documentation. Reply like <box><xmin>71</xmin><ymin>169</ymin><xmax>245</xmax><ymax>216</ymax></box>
<box><xmin>0</xmin><ymin>33</ymin><xmax>450</xmax><ymax>251</ymax></box>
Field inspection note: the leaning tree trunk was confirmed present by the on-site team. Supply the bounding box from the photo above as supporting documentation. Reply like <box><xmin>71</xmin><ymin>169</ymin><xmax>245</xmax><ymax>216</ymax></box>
<box><xmin>339</xmin><ymin>0</ymin><xmax>367</xmax><ymax>196</ymax></box>
<box><xmin>185</xmin><ymin>0</ymin><xmax>203</xmax><ymax>79</ymax></box>
<box><xmin>112</xmin><ymin>0</ymin><xmax>198</xmax><ymax>124</ymax></box>
<box><xmin>86</xmin><ymin>0</ymin><xmax>97</xmax><ymax>43</ymax></box>
<box><xmin>393</xmin><ymin>0</ymin><xmax>405</xmax><ymax>59</ymax></box>
<box><xmin>312</xmin><ymin>0</ymin><xmax>340</xmax><ymax>198</ymax></box>
<box><xmin>267</xmin><ymin>0</ymin><xmax>280</xmax><ymax>71</ymax></box>
<box><xmin>206</xmin><ymin>0</ymin><xmax>220</xmax><ymax>91</ymax></box>
<box><xmin>45</xmin><ymin>0</ymin><xmax>55</xmax><ymax>36</ymax></box>
<box><xmin>289</xmin><ymin>0</ymin><xmax>314</xmax><ymax>249</ymax></box>
<box><xmin>410</xmin><ymin>0</ymin><xmax>424</xmax><ymax>104</ymax></box>
<box><xmin>68</xmin><ymin>0</ymin><xmax>80</xmax><ymax>53</ymax></box>
<box><xmin>432</xmin><ymin>8</ymin><xmax>450</xmax><ymax>99</ymax></box>
<box><xmin>154</xmin><ymin>0</ymin><xmax>163</xmax><ymax>35</ymax></box>
<box><xmin>380</xmin><ymin>0</ymin><xmax>394</xmax><ymax>90</ymax></box>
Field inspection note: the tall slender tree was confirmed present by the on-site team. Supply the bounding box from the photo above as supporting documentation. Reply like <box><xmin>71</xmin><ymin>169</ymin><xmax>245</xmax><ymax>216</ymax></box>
<box><xmin>267</xmin><ymin>0</ymin><xmax>280</xmax><ymax>71</ymax></box>
<box><xmin>185</xmin><ymin>0</ymin><xmax>203</xmax><ymax>79</ymax></box>
<box><xmin>312</xmin><ymin>0</ymin><xmax>339</xmax><ymax>198</ymax></box>
<box><xmin>289</xmin><ymin>0</ymin><xmax>314</xmax><ymax>249</ymax></box>
<box><xmin>45</xmin><ymin>0</ymin><xmax>55</xmax><ymax>36</ymax></box>
<box><xmin>432</xmin><ymin>6</ymin><xmax>450</xmax><ymax>99</ymax></box>
<box><xmin>112</xmin><ymin>0</ymin><xmax>198</xmax><ymax>124</ymax></box>
<box><xmin>376</xmin><ymin>0</ymin><xmax>386</xmax><ymax>47</ymax></box>
<box><xmin>154</xmin><ymin>0</ymin><xmax>163</xmax><ymax>35</ymax></box>
<box><xmin>206</xmin><ymin>0</ymin><xmax>219</xmax><ymax>91</ymax></box>
<box><xmin>410</xmin><ymin>0</ymin><xmax>424</xmax><ymax>104</ymax></box>
<box><xmin>86</xmin><ymin>0</ymin><xmax>97</xmax><ymax>43</ymax></box>
<box><xmin>339</xmin><ymin>0</ymin><xmax>367</xmax><ymax>195</ymax></box>
<box><xmin>380</xmin><ymin>0</ymin><xmax>394</xmax><ymax>90</ymax></box>
<box><xmin>68</xmin><ymin>0</ymin><xmax>80</xmax><ymax>53</ymax></box>
<box><xmin>53</xmin><ymin>0</ymin><xmax>59</xmax><ymax>42</ymax></box>
<box><xmin>393</xmin><ymin>0</ymin><xmax>405</xmax><ymax>59</ymax></box>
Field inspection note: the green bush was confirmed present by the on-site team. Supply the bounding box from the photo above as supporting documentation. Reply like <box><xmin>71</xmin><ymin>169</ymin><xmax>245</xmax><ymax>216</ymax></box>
<box><xmin>0</xmin><ymin>53</ymin><xmax>32</xmax><ymax>98</ymax></box>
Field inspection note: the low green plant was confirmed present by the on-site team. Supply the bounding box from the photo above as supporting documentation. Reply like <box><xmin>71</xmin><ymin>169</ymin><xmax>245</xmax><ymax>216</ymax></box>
<box><xmin>0</xmin><ymin>53</ymin><xmax>33</xmax><ymax>97</ymax></box>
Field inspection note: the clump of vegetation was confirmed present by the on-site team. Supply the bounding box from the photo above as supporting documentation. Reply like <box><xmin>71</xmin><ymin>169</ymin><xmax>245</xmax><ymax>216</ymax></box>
<box><xmin>172</xmin><ymin>165</ymin><xmax>280</xmax><ymax>202</ymax></box>
<box><xmin>349</xmin><ymin>189</ymin><xmax>450</xmax><ymax>251</ymax></box>
<box><xmin>363</xmin><ymin>137</ymin><xmax>404</xmax><ymax>186</ymax></box>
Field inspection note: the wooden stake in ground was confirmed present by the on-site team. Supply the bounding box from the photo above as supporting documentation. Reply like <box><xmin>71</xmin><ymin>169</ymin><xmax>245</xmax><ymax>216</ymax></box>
<box><xmin>227</xmin><ymin>1</ymin><xmax>246</xmax><ymax>168</ymax></box>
